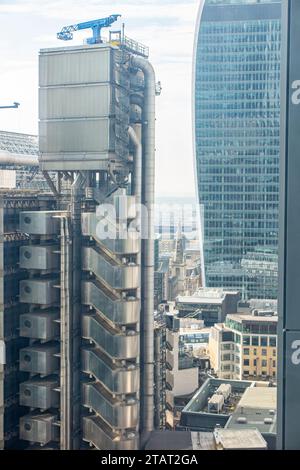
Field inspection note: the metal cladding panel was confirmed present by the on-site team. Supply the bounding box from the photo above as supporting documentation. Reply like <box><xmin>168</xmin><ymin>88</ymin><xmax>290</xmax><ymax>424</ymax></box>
<box><xmin>82</xmin><ymin>281</ymin><xmax>139</xmax><ymax>325</ymax></box>
<box><xmin>20</xmin><ymin>245</ymin><xmax>59</xmax><ymax>271</ymax></box>
<box><xmin>39</xmin><ymin>84</ymin><xmax>112</xmax><ymax>120</ymax></box>
<box><xmin>81</xmin><ymin>348</ymin><xmax>139</xmax><ymax>395</ymax></box>
<box><xmin>20</xmin><ymin>378</ymin><xmax>59</xmax><ymax>410</ymax></box>
<box><xmin>81</xmin><ymin>212</ymin><xmax>140</xmax><ymax>255</ymax></box>
<box><xmin>82</xmin><ymin>415</ymin><xmax>138</xmax><ymax>451</ymax></box>
<box><xmin>82</xmin><ymin>247</ymin><xmax>139</xmax><ymax>290</ymax></box>
<box><xmin>19</xmin><ymin>344</ymin><xmax>60</xmax><ymax>375</ymax></box>
<box><xmin>82</xmin><ymin>382</ymin><xmax>139</xmax><ymax>429</ymax></box>
<box><xmin>20</xmin><ymin>413</ymin><xmax>59</xmax><ymax>445</ymax></box>
<box><xmin>19</xmin><ymin>279</ymin><xmax>59</xmax><ymax>305</ymax></box>
<box><xmin>19</xmin><ymin>211</ymin><xmax>61</xmax><ymax>235</ymax></box>
<box><xmin>39</xmin><ymin>46</ymin><xmax>112</xmax><ymax>87</ymax></box>
<box><xmin>39</xmin><ymin>118</ymin><xmax>113</xmax><ymax>154</ymax></box>
<box><xmin>82</xmin><ymin>314</ymin><xmax>139</xmax><ymax>360</ymax></box>
<box><xmin>19</xmin><ymin>311</ymin><xmax>60</xmax><ymax>340</ymax></box>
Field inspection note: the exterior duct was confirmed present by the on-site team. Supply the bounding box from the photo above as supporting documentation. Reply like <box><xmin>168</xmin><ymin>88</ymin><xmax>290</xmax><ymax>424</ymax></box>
<box><xmin>131</xmin><ymin>55</ymin><xmax>156</xmax><ymax>442</ymax></box>
<box><xmin>82</xmin><ymin>313</ymin><xmax>139</xmax><ymax>360</ymax></box>
<box><xmin>82</xmin><ymin>212</ymin><xmax>140</xmax><ymax>255</ymax></box>
<box><xmin>82</xmin><ymin>382</ymin><xmax>139</xmax><ymax>429</ymax></box>
<box><xmin>70</xmin><ymin>172</ymin><xmax>86</xmax><ymax>449</ymax></box>
<box><xmin>82</xmin><ymin>246</ymin><xmax>139</xmax><ymax>290</ymax></box>
<box><xmin>82</xmin><ymin>280</ymin><xmax>139</xmax><ymax>325</ymax></box>
<box><xmin>82</xmin><ymin>415</ymin><xmax>138</xmax><ymax>451</ymax></box>
<box><xmin>81</xmin><ymin>348</ymin><xmax>139</xmax><ymax>395</ymax></box>
<box><xmin>128</xmin><ymin>125</ymin><xmax>142</xmax><ymax>205</ymax></box>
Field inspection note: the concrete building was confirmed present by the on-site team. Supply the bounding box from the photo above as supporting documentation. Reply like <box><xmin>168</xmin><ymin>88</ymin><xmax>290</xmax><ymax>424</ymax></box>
<box><xmin>180</xmin><ymin>377</ymin><xmax>276</xmax><ymax>449</ymax></box>
<box><xmin>175</xmin><ymin>288</ymin><xmax>240</xmax><ymax>326</ymax></box>
<box><xmin>165</xmin><ymin>316</ymin><xmax>210</xmax><ymax>430</ymax></box>
<box><xmin>193</xmin><ymin>0</ymin><xmax>281</xmax><ymax>297</ymax></box>
<box><xmin>209</xmin><ymin>311</ymin><xmax>278</xmax><ymax>381</ymax></box>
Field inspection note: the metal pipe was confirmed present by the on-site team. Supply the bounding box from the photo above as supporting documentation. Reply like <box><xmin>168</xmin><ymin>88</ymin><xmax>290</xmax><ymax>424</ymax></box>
<box><xmin>59</xmin><ymin>215</ymin><xmax>72</xmax><ymax>449</ymax></box>
<box><xmin>130</xmin><ymin>94</ymin><xmax>144</xmax><ymax>109</ymax></box>
<box><xmin>154</xmin><ymin>327</ymin><xmax>162</xmax><ymax>429</ymax></box>
<box><xmin>0</xmin><ymin>151</ymin><xmax>38</xmax><ymax>167</ymax></box>
<box><xmin>131</xmin><ymin>56</ymin><xmax>156</xmax><ymax>444</ymax></box>
<box><xmin>70</xmin><ymin>171</ymin><xmax>86</xmax><ymax>448</ymax></box>
<box><xmin>128</xmin><ymin>126</ymin><xmax>142</xmax><ymax>204</ymax></box>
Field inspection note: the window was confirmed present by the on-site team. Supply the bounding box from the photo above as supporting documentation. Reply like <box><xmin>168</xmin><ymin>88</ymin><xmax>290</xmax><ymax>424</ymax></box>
<box><xmin>273</xmin><ymin>349</ymin><xmax>276</xmax><ymax>357</ymax></box>
<box><xmin>243</xmin><ymin>336</ymin><xmax>250</xmax><ymax>346</ymax></box>
<box><xmin>244</xmin><ymin>359</ymin><xmax>250</xmax><ymax>366</ymax></box>
<box><xmin>243</xmin><ymin>370</ymin><xmax>249</xmax><ymax>376</ymax></box>
<box><xmin>244</xmin><ymin>348</ymin><xmax>250</xmax><ymax>356</ymax></box>
<box><xmin>252</xmin><ymin>336</ymin><xmax>259</xmax><ymax>346</ymax></box>
<box><xmin>261</xmin><ymin>337</ymin><xmax>268</xmax><ymax>347</ymax></box>
<box><xmin>262</xmin><ymin>349</ymin><xmax>267</xmax><ymax>356</ymax></box>
<box><xmin>269</xmin><ymin>337</ymin><xmax>277</xmax><ymax>347</ymax></box>
<box><xmin>262</xmin><ymin>360</ymin><xmax>267</xmax><ymax>367</ymax></box>
<box><xmin>253</xmin><ymin>348</ymin><xmax>257</xmax><ymax>356</ymax></box>
<box><xmin>223</xmin><ymin>354</ymin><xmax>231</xmax><ymax>361</ymax></box>
<box><xmin>253</xmin><ymin>359</ymin><xmax>257</xmax><ymax>367</ymax></box>
<box><xmin>273</xmin><ymin>360</ymin><xmax>276</xmax><ymax>367</ymax></box>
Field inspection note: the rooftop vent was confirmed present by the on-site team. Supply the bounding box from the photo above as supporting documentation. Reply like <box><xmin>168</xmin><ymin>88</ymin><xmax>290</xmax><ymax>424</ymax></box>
<box><xmin>237</xmin><ymin>417</ymin><xmax>247</xmax><ymax>424</ymax></box>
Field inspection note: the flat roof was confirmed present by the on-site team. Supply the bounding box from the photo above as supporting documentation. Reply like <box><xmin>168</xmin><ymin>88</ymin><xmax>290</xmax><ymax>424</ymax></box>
<box><xmin>226</xmin><ymin>387</ymin><xmax>277</xmax><ymax>435</ymax></box>
<box><xmin>226</xmin><ymin>314</ymin><xmax>278</xmax><ymax>323</ymax></box>
<box><xmin>214</xmin><ymin>428</ymin><xmax>267</xmax><ymax>450</ymax></box>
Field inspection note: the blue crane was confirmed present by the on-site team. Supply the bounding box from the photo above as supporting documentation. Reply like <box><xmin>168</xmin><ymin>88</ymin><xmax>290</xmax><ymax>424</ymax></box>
<box><xmin>0</xmin><ymin>102</ymin><xmax>20</xmax><ymax>110</ymax></box>
<box><xmin>57</xmin><ymin>14</ymin><xmax>121</xmax><ymax>44</ymax></box>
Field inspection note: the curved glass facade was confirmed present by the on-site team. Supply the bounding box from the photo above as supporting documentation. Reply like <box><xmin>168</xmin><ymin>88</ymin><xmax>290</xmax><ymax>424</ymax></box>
<box><xmin>193</xmin><ymin>0</ymin><xmax>281</xmax><ymax>298</ymax></box>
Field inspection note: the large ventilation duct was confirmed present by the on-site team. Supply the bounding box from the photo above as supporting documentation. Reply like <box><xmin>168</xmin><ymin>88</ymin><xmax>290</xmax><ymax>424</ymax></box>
<box><xmin>131</xmin><ymin>55</ymin><xmax>156</xmax><ymax>444</ymax></box>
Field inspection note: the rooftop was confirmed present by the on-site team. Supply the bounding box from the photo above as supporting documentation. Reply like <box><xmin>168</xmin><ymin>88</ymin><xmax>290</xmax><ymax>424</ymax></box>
<box><xmin>226</xmin><ymin>314</ymin><xmax>278</xmax><ymax>324</ymax></box>
<box><xmin>214</xmin><ymin>428</ymin><xmax>267</xmax><ymax>450</ymax></box>
<box><xmin>177</xmin><ymin>288</ymin><xmax>239</xmax><ymax>305</ymax></box>
<box><xmin>0</xmin><ymin>130</ymin><xmax>38</xmax><ymax>156</ymax></box>
<box><xmin>226</xmin><ymin>386</ymin><xmax>277</xmax><ymax>435</ymax></box>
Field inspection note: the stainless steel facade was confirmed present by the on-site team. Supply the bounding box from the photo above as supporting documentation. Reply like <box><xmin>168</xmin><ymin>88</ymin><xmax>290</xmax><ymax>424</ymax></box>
<box><xmin>1</xmin><ymin>31</ymin><xmax>157</xmax><ymax>450</ymax></box>
<box><xmin>39</xmin><ymin>45</ymin><xmax>130</xmax><ymax>171</ymax></box>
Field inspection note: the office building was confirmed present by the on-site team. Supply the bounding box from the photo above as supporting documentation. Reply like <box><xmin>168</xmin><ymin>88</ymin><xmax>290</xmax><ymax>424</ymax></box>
<box><xmin>0</xmin><ymin>23</ymin><xmax>159</xmax><ymax>450</ymax></box>
<box><xmin>209</xmin><ymin>311</ymin><xmax>278</xmax><ymax>381</ymax></box>
<box><xmin>175</xmin><ymin>288</ymin><xmax>240</xmax><ymax>326</ymax></box>
<box><xmin>193</xmin><ymin>0</ymin><xmax>281</xmax><ymax>296</ymax></box>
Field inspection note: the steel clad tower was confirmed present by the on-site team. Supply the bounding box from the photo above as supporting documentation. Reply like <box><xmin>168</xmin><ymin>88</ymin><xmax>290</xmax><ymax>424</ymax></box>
<box><xmin>1</xmin><ymin>24</ymin><xmax>159</xmax><ymax>450</ymax></box>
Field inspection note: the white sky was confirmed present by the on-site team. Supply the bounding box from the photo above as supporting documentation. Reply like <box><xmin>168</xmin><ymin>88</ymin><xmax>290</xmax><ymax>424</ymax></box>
<box><xmin>0</xmin><ymin>0</ymin><xmax>199</xmax><ymax>197</ymax></box>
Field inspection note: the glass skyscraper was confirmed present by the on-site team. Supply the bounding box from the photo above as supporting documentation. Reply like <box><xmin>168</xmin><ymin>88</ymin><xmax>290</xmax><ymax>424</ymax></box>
<box><xmin>193</xmin><ymin>0</ymin><xmax>281</xmax><ymax>298</ymax></box>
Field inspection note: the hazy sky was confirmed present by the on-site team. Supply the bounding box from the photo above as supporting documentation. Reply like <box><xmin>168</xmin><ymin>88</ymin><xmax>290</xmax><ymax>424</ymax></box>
<box><xmin>0</xmin><ymin>0</ymin><xmax>200</xmax><ymax>197</ymax></box>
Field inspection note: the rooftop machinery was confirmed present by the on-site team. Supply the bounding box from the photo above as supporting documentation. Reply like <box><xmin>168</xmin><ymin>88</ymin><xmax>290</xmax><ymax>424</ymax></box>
<box><xmin>15</xmin><ymin>17</ymin><xmax>160</xmax><ymax>450</ymax></box>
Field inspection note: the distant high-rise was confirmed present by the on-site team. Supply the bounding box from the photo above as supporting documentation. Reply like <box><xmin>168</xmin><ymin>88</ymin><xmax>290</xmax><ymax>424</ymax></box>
<box><xmin>193</xmin><ymin>0</ymin><xmax>281</xmax><ymax>298</ymax></box>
